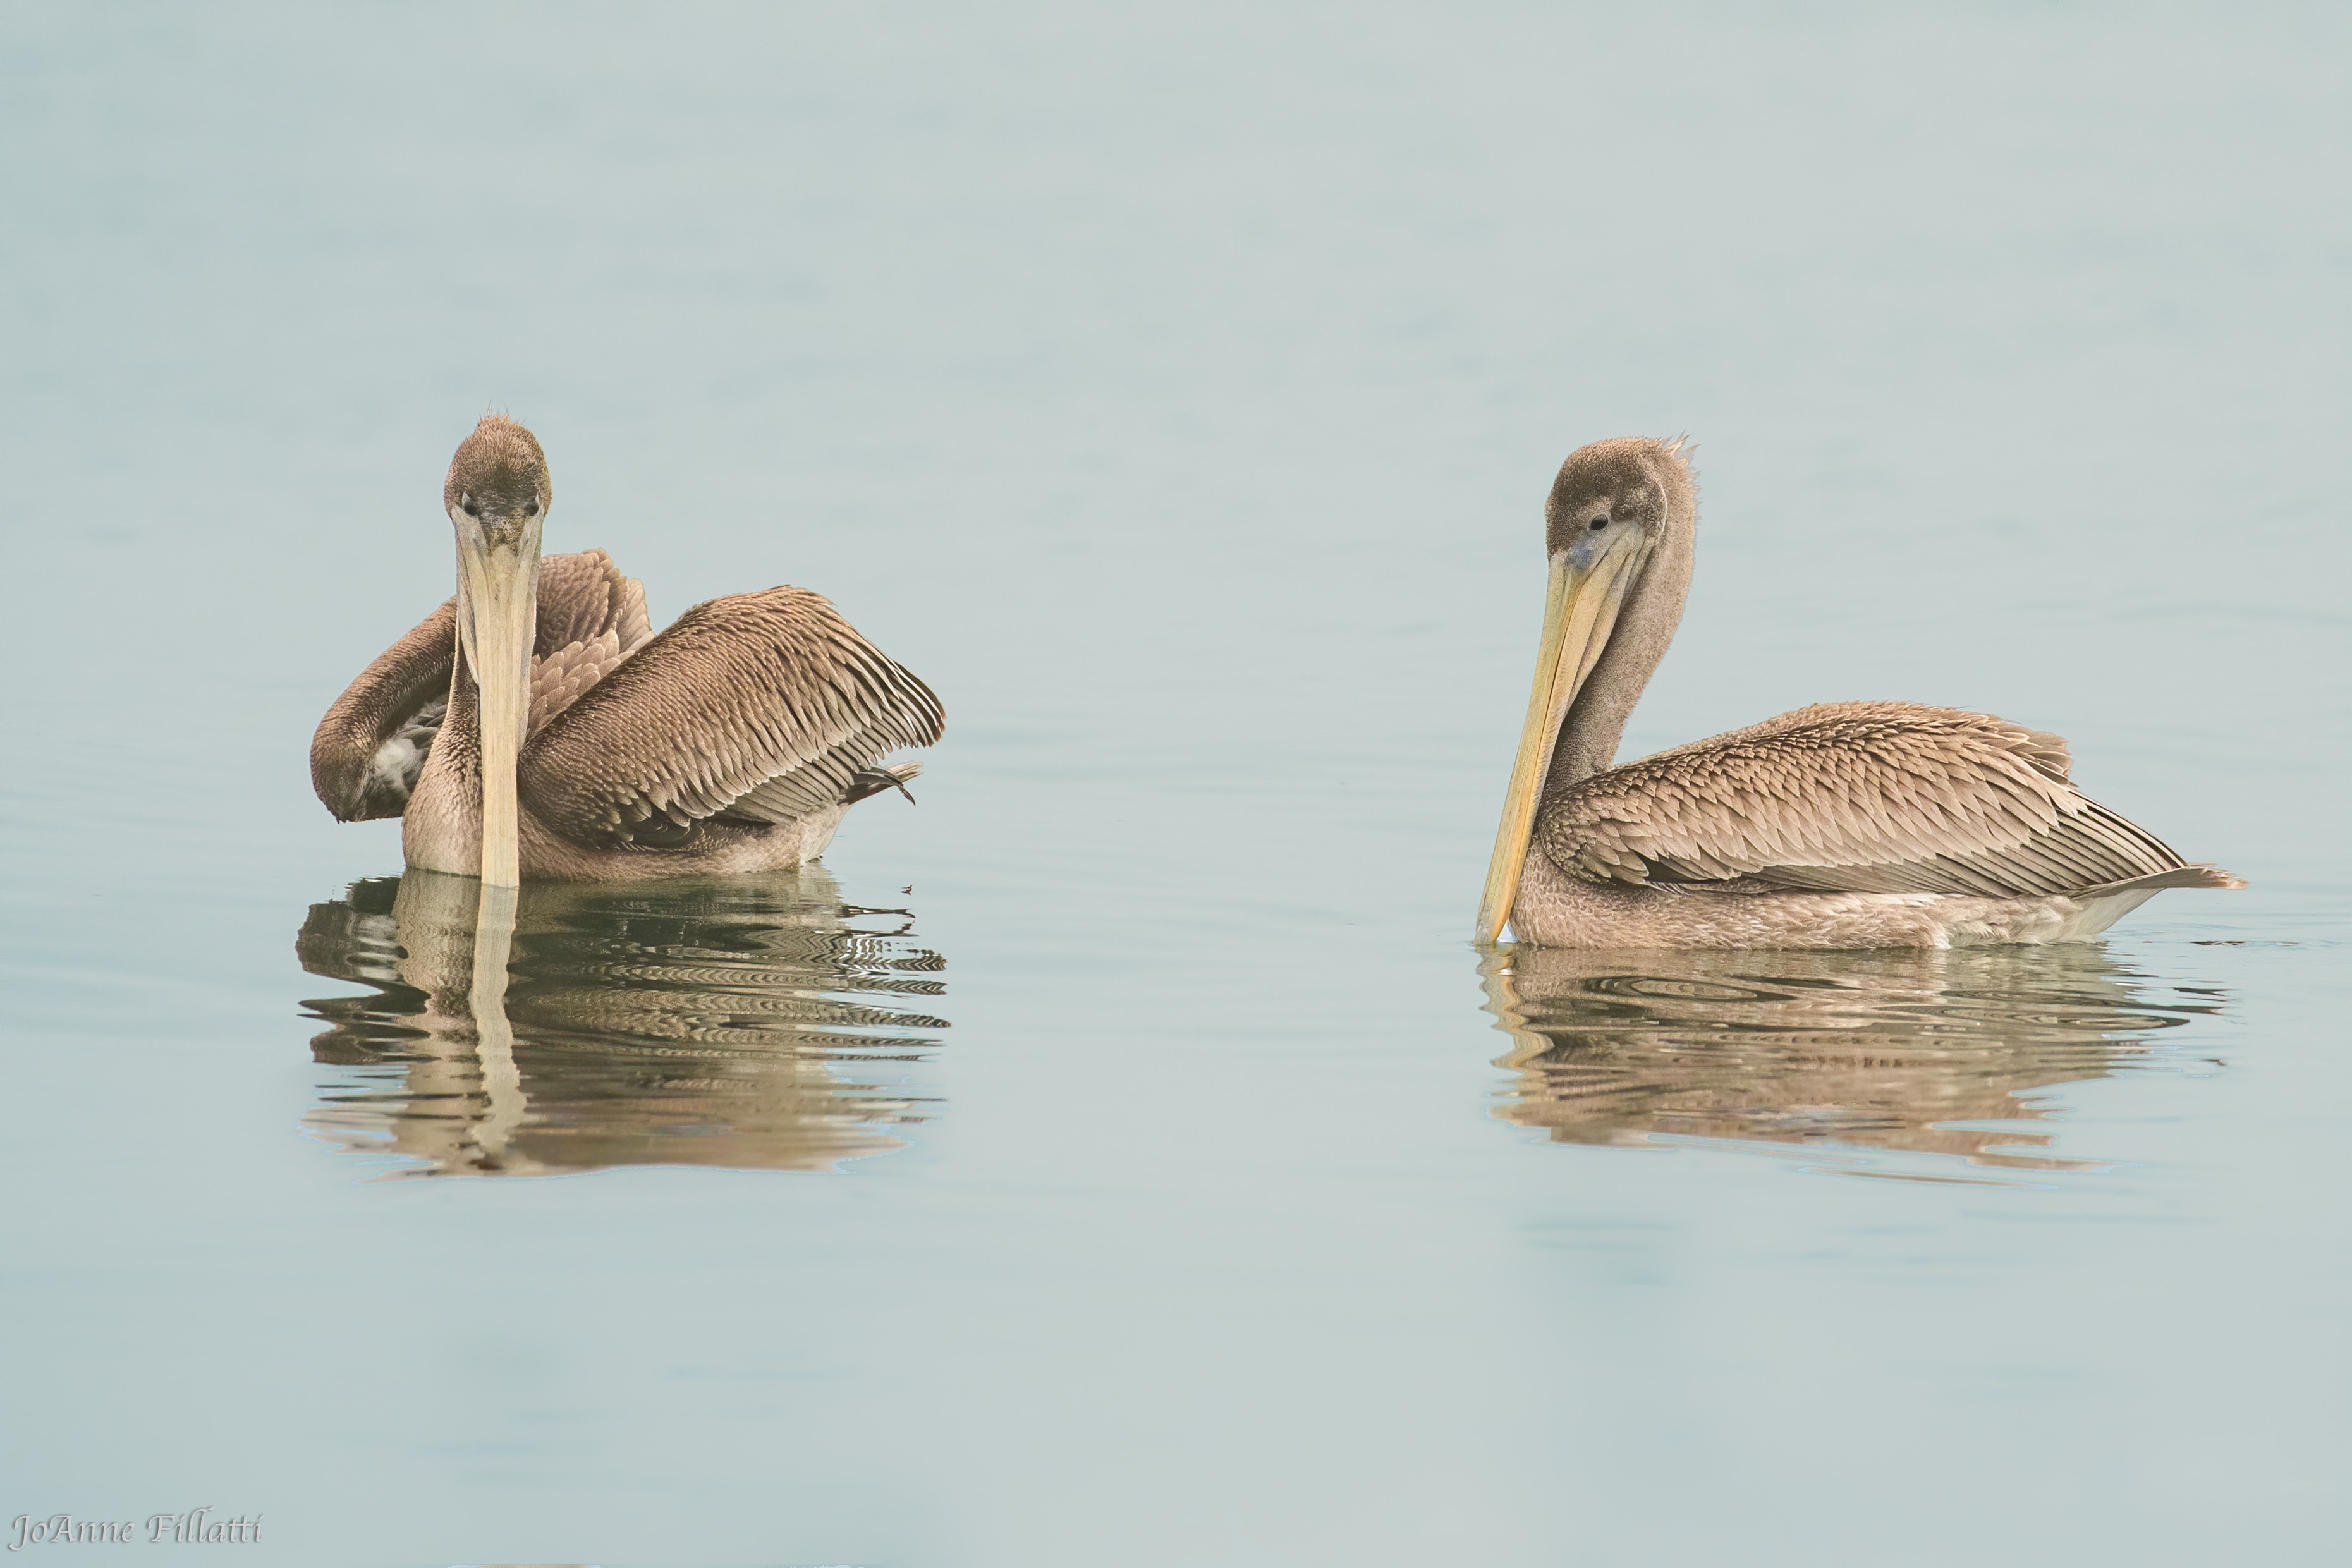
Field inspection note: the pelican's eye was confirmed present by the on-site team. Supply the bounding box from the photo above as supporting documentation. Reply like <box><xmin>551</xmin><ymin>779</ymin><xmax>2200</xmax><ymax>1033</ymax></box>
<box><xmin>1588</xmin><ymin>514</ymin><xmax>1609</xmax><ymax>531</ymax></box>
<box><xmin>523</xmin><ymin>497</ymin><xmax>540</xmax><ymax>517</ymax></box>
<box><xmin>461</xmin><ymin>493</ymin><xmax>480</xmax><ymax>518</ymax></box>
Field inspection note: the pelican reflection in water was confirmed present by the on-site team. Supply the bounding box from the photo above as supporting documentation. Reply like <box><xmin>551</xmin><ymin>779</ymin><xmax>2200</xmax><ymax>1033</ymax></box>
<box><xmin>1479</xmin><ymin>437</ymin><xmax>2241</xmax><ymax>949</ymax></box>
<box><xmin>296</xmin><ymin>867</ymin><xmax>949</xmax><ymax>1177</ymax></box>
<box><xmin>1483</xmin><ymin>943</ymin><xmax>2226</xmax><ymax>1178</ymax></box>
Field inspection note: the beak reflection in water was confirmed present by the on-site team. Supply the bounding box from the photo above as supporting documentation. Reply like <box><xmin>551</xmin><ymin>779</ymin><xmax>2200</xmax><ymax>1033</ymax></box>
<box><xmin>1480</xmin><ymin>944</ymin><xmax>2227</xmax><ymax>1184</ymax></box>
<box><xmin>296</xmin><ymin>868</ymin><xmax>949</xmax><ymax>1178</ymax></box>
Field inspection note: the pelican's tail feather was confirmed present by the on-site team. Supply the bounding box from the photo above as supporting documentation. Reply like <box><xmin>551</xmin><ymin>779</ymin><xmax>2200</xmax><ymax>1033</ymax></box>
<box><xmin>2070</xmin><ymin>864</ymin><xmax>2246</xmax><ymax>899</ymax></box>
<box><xmin>846</xmin><ymin>762</ymin><xmax>923</xmax><ymax>806</ymax></box>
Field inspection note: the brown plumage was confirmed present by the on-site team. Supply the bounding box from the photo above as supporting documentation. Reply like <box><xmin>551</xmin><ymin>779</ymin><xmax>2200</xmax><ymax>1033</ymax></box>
<box><xmin>311</xmin><ymin>416</ymin><xmax>942</xmax><ymax>882</ymax></box>
<box><xmin>1480</xmin><ymin>437</ymin><xmax>2241</xmax><ymax>949</ymax></box>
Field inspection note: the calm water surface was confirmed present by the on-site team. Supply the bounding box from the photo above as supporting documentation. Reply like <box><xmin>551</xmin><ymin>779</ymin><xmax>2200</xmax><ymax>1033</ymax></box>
<box><xmin>3</xmin><ymin>4</ymin><xmax>2348</xmax><ymax>1565</ymax></box>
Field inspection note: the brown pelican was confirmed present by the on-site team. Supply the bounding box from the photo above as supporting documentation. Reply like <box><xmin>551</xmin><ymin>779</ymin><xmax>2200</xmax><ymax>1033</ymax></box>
<box><xmin>312</xmin><ymin>415</ymin><xmax>942</xmax><ymax>885</ymax></box>
<box><xmin>1478</xmin><ymin>437</ymin><xmax>2242</xmax><ymax>949</ymax></box>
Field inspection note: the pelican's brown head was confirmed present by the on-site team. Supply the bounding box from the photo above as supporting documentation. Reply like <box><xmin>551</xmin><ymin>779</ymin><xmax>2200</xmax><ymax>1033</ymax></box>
<box><xmin>1544</xmin><ymin>435</ymin><xmax>1693</xmax><ymax>566</ymax></box>
<box><xmin>1475</xmin><ymin>434</ymin><xmax>1698</xmax><ymax>944</ymax></box>
<box><xmin>444</xmin><ymin>415</ymin><xmax>551</xmax><ymax>535</ymax></box>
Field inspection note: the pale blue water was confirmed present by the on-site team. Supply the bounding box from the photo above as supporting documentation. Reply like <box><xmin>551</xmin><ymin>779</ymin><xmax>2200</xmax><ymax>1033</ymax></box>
<box><xmin>3</xmin><ymin>4</ymin><xmax>2348</xmax><ymax>1565</ymax></box>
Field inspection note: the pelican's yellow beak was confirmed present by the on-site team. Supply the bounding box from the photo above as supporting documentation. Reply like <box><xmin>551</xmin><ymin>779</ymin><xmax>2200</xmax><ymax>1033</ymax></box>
<box><xmin>452</xmin><ymin>513</ymin><xmax>542</xmax><ymax>889</ymax></box>
<box><xmin>1473</xmin><ymin>538</ymin><xmax>1641</xmax><ymax>944</ymax></box>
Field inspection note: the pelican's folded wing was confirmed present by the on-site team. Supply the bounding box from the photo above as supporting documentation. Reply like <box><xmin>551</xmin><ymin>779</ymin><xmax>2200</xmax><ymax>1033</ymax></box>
<box><xmin>1535</xmin><ymin>702</ymin><xmax>2230</xmax><ymax>898</ymax></box>
<box><xmin>310</xmin><ymin>599</ymin><xmax>460</xmax><ymax>821</ymax></box>
<box><xmin>527</xmin><ymin>549</ymin><xmax>655</xmax><ymax>730</ymax></box>
<box><xmin>533</xmin><ymin>549</ymin><xmax>654</xmax><ymax>657</ymax></box>
<box><xmin>518</xmin><ymin>585</ymin><xmax>944</xmax><ymax>846</ymax></box>
<box><xmin>310</xmin><ymin>549</ymin><xmax>652</xmax><ymax>821</ymax></box>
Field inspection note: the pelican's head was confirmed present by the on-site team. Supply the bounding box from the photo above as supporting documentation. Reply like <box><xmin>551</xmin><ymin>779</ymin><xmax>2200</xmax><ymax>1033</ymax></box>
<box><xmin>1476</xmin><ymin>437</ymin><xmax>1694</xmax><ymax>944</ymax></box>
<box><xmin>444</xmin><ymin>415</ymin><xmax>549</xmax><ymax>889</ymax></box>
<box><xmin>1543</xmin><ymin>436</ymin><xmax>1686</xmax><ymax>578</ymax></box>
<box><xmin>444</xmin><ymin>414</ymin><xmax>551</xmax><ymax>536</ymax></box>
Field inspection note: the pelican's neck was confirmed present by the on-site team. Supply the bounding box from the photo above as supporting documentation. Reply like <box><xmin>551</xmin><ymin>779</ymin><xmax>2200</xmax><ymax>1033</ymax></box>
<box><xmin>1542</xmin><ymin>491</ymin><xmax>1695</xmax><ymax>791</ymax></box>
<box><xmin>422</xmin><ymin>626</ymin><xmax>501</xmax><ymax>824</ymax></box>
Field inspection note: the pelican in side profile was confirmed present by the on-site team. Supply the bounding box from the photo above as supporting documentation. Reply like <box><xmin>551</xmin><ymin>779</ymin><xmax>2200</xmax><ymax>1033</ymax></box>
<box><xmin>1477</xmin><ymin>437</ymin><xmax>2241</xmax><ymax>950</ymax></box>
<box><xmin>312</xmin><ymin>415</ymin><xmax>942</xmax><ymax>884</ymax></box>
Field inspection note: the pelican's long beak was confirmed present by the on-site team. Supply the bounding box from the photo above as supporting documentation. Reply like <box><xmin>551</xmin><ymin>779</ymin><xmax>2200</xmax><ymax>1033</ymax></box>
<box><xmin>1473</xmin><ymin>538</ymin><xmax>1642</xmax><ymax>944</ymax></box>
<box><xmin>452</xmin><ymin>513</ymin><xmax>542</xmax><ymax>889</ymax></box>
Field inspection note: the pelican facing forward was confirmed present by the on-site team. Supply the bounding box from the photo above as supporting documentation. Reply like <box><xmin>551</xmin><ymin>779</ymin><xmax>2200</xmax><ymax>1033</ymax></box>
<box><xmin>312</xmin><ymin>416</ymin><xmax>942</xmax><ymax>884</ymax></box>
<box><xmin>1478</xmin><ymin>438</ymin><xmax>2241</xmax><ymax>949</ymax></box>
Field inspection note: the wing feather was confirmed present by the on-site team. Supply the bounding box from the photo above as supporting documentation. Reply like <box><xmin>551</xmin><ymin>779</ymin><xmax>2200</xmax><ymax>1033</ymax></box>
<box><xmin>528</xmin><ymin>550</ymin><xmax>654</xmax><ymax>730</ymax></box>
<box><xmin>1537</xmin><ymin>702</ymin><xmax>2204</xmax><ymax>898</ymax></box>
<box><xmin>533</xmin><ymin>549</ymin><xmax>654</xmax><ymax>659</ymax></box>
<box><xmin>519</xmin><ymin>585</ymin><xmax>943</xmax><ymax>845</ymax></box>
<box><xmin>310</xmin><ymin>599</ymin><xmax>458</xmax><ymax>820</ymax></box>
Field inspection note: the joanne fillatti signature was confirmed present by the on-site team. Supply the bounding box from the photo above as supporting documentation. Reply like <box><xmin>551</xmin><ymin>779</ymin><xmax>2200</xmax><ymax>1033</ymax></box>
<box><xmin>9</xmin><ymin>1510</ymin><xmax>261</xmax><ymax>1550</ymax></box>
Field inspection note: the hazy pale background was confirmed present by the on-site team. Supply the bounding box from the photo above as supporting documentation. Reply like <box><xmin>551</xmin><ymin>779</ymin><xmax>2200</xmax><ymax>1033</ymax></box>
<box><xmin>2</xmin><ymin>3</ymin><xmax>2346</xmax><ymax>1565</ymax></box>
